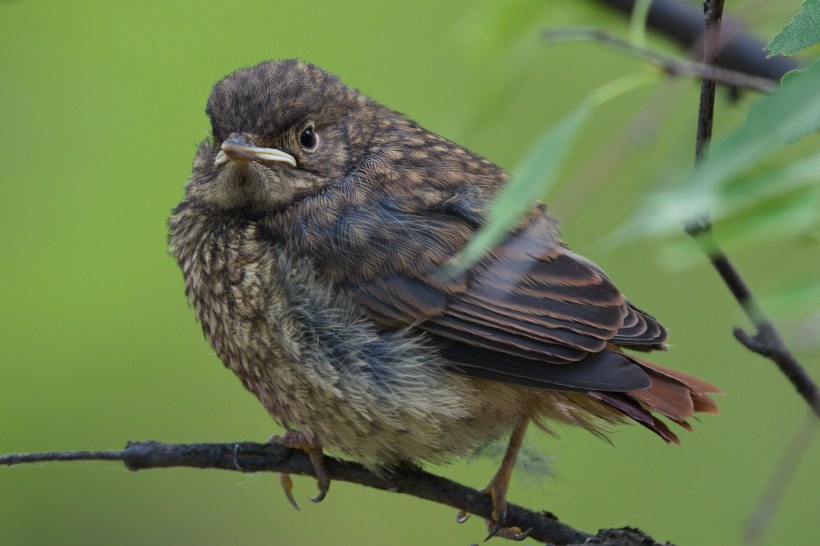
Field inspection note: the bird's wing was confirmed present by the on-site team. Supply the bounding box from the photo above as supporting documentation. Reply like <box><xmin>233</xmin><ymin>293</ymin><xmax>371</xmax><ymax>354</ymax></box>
<box><xmin>352</xmin><ymin>207</ymin><xmax>667</xmax><ymax>392</ymax></box>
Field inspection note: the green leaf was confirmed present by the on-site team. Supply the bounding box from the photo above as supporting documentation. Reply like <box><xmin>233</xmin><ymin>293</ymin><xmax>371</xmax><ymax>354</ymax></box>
<box><xmin>708</xmin><ymin>187</ymin><xmax>820</xmax><ymax>249</ymax></box>
<box><xmin>628</xmin><ymin>0</ymin><xmax>653</xmax><ymax>49</ymax></box>
<box><xmin>614</xmin><ymin>60</ymin><xmax>820</xmax><ymax>242</ymax></box>
<box><xmin>454</xmin><ymin>101</ymin><xmax>593</xmax><ymax>269</ymax></box>
<box><xmin>454</xmin><ymin>71</ymin><xmax>658</xmax><ymax>270</ymax></box>
<box><xmin>718</xmin><ymin>151</ymin><xmax>820</xmax><ymax>211</ymax></box>
<box><xmin>659</xmin><ymin>186</ymin><xmax>820</xmax><ymax>268</ymax></box>
<box><xmin>696</xmin><ymin>61</ymin><xmax>820</xmax><ymax>188</ymax></box>
<box><xmin>766</xmin><ymin>0</ymin><xmax>820</xmax><ymax>57</ymax></box>
<box><xmin>781</xmin><ymin>68</ymin><xmax>805</xmax><ymax>86</ymax></box>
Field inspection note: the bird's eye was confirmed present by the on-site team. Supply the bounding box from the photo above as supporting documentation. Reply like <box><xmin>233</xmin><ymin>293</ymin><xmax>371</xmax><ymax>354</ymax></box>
<box><xmin>299</xmin><ymin>125</ymin><xmax>317</xmax><ymax>149</ymax></box>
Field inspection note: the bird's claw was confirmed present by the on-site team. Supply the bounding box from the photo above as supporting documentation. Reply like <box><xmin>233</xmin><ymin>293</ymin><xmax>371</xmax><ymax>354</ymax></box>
<box><xmin>513</xmin><ymin>527</ymin><xmax>533</xmax><ymax>541</ymax></box>
<box><xmin>457</xmin><ymin>486</ymin><xmax>531</xmax><ymax>541</ymax></box>
<box><xmin>484</xmin><ymin>510</ymin><xmax>531</xmax><ymax>542</ymax></box>
<box><xmin>280</xmin><ymin>473</ymin><xmax>300</xmax><ymax>511</ymax></box>
<box><xmin>269</xmin><ymin>430</ymin><xmax>329</xmax><ymax>506</ymax></box>
<box><xmin>484</xmin><ymin>503</ymin><xmax>511</xmax><ymax>541</ymax></box>
<box><xmin>480</xmin><ymin>482</ymin><xmax>531</xmax><ymax>541</ymax></box>
<box><xmin>307</xmin><ymin>444</ymin><xmax>330</xmax><ymax>503</ymax></box>
<box><xmin>496</xmin><ymin>526</ymin><xmax>532</xmax><ymax>542</ymax></box>
<box><xmin>309</xmin><ymin>474</ymin><xmax>329</xmax><ymax>503</ymax></box>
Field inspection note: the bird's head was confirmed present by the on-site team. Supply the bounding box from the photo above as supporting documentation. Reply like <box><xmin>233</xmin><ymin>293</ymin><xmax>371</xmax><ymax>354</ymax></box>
<box><xmin>184</xmin><ymin>59</ymin><xmax>377</xmax><ymax>211</ymax></box>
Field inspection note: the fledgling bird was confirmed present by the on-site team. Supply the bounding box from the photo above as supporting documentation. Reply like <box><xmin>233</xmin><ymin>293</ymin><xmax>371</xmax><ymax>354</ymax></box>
<box><xmin>168</xmin><ymin>59</ymin><xmax>719</xmax><ymax>538</ymax></box>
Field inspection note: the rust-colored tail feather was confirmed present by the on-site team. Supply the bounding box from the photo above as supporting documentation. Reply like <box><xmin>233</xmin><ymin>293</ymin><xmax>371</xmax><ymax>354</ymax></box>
<box><xmin>589</xmin><ymin>391</ymin><xmax>681</xmax><ymax>444</ymax></box>
<box><xmin>594</xmin><ymin>353</ymin><xmax>721</xmax><ymax>443</ymax></box>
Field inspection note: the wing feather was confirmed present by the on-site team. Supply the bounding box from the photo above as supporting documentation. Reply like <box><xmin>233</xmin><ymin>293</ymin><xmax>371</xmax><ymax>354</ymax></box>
<box><xmin>350</xmin><ymin>208</ymin><xmax>663</xmax><ymax>387</ymax></box>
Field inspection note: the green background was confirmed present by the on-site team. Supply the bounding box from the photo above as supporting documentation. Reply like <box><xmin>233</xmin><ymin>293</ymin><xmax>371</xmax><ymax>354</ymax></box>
<box><xmin>1</xmin><ymin>1</ymin><xmax>817</xmax><ymax>545</ymax></box>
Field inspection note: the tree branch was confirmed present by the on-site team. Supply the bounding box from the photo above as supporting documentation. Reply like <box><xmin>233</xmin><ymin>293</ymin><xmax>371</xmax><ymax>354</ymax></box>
<box><xmin>542</xmin><ymin>27</ymin><xmax>777</xmax><ymax>93</ymax></box>
<box><xmin>0</xmin><ymin>441</ymin><xmax>676</xmax><ymax>545</ymax></box>
<box><xmin>693</xmin><ymin>0</ymin><xmax>724</xmax><ymax>163</ymax></box>
<box><xmin>686</xmin><ymin>227</ymin><xmax>820</xmax><ymax>417</ymax></box>
<box><xmin>684</xmin><ymin>1</ymin><xmax>820</xmax><ymax>419</ymax></box>
<box><xmin>592</xmin><ymin>0</ymin><xmax>799</xmax><ymax>81</ymax></box>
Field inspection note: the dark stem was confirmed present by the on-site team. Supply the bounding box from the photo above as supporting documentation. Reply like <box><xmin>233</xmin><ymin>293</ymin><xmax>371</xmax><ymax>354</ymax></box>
<box><xmin>0</xmin><ymin>441</ymin><xmax>671</xmax><ymax>546</ymax></box>
<box><xmin>694</xmin><ymin>0</ymin><xmax>724</xmax><ymax>162</ymax></box>
<box><xmin>684</xmin><ymin>0</ymin><xmax>820</xmax><ymax>418</ymax></box>
<box><xmin>686</xmin><ymin>230</ymin><xmax>820</xmax><ymax>417</ymax></box>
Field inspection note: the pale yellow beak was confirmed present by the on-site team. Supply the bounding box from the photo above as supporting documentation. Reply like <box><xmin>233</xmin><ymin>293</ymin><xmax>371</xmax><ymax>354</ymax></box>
<box><xmin>214</xmin><ymin>134</ymin><xmax>297</xmax><ymax>167</ymax></box>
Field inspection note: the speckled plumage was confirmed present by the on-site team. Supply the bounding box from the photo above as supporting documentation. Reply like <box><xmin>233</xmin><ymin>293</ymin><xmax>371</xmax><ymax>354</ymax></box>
<box><xmin>168</xmin><ymin>60</ymin><xmax>719</xmax><ymax>517</ymax></box>
<box><xmin>168</xmin><ymin>175</ymin><xmax>629</xmax><ymax>468</ymax></box>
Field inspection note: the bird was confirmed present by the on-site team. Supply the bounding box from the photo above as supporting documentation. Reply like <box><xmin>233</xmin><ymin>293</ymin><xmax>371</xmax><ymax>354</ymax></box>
<box><xmin>168</xmin><ymin>59</ymin><xmax>719</xmax><ymax>539</ymax></box>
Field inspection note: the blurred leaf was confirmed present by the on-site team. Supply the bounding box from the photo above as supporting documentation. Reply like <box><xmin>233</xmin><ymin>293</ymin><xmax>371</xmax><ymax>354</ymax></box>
<box><xmin>766</xmin><ymin>0</ymin><xmax>820</xmax><ymax>57</ymax></box>
<box><xmin>660</xmin><ymin>186</ymin><xmax>820</xmax><ymax>268</ymax></box>
<box><xmin>782</xmin><ymin>67</ymin><xmax>806</xmax><ymax>85</ymax></box>
<box><xmin>708</xmin><ymin>186</ymin><xmax>820</xmax><ymax>248</ymax></box>
<box><xmin>455</xmin><ymin>100</ymin><xmax>593</xmax><ymax>269</ymax></box>
<box><xmin>455</xmin><ymin>71</ymin><xmax>658</xmax><ymax>269</ymax></box>
<box><xmin>693</xmin><ymin>61</ymin><xmax>820</xmax><ymax>185</ymax></box>
<box><xmin>719</xmin><ymin>151</ymin><xmax>820</xmax><ymax>216</ymax></box>
<box><xmin>614</xmin><ymin>60</ymin><xmax>820</xmax><ymax>242</ymax></box>
<box><xmin>628</xmin><ymin>0</ymin><xmax>653</xmax><ymax>48</ymax></box>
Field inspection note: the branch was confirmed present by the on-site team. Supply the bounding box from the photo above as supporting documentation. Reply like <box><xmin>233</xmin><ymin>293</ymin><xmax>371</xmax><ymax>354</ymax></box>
<box><xmin>693</xmin><ymin>0</ymin><xmax>724</xmax><ymax>163</ymax></box>
<box><xmin>0</xmin><ymin>441</ymin><xmax>675</xmax><ymax>546</ymax></box>
<box><xmin>542</xmin><ymin>27</ymin><xmax>777</xmax><ymax>93</ymax></box>
<box><xmin>686</xmin><ymin>226</ymin><xmax>820</xmax><ymax>418</ymax></box>
<box><xmin>684</xmin><ymin>1</ymin><xmax>820</xmax><ymax>419</ymax></box>
<box><xmin>592</xmin><ymin>0</ymin><xmax>800</xmax><ymax>81</ymax></box>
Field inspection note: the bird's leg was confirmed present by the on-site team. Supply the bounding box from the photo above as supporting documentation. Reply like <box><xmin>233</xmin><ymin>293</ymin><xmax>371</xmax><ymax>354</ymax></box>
<box><xmin>457</xmin><ymin>417</ymin><xmax>532</xmax><ymax>541</ymax></box>
<box><xmin>268</xmin><ymin>429</ymin><xmax>329</xmax><ymax>509</ymax></box>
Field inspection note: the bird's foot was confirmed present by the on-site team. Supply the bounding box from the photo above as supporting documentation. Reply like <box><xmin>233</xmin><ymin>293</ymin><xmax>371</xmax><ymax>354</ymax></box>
<box><xmin>480</xmin><ymin>481</ymin><xmax>531</xmax><ymax>541</ymax></box>
<box><xmin>457</xmin><ymin>418</ymin><xmax>532</xmax><ymax>541</ymax></box>
<box><xmin>454</xmin><ymin>485</ymin><xmax>531</xmax><ymax>541</ymax></box>
<box><xmin>268</xmin><ymin>430</ymin><xmax>329</xmax><ymax>509</ymax></box>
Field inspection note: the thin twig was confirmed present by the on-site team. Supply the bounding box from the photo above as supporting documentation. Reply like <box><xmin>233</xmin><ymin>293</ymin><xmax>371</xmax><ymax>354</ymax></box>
<box><xmin>684</xmin><ymin>0</ymin><xmax>820</xmax><ymax>418</ymax></box>
<box><xmin>0</xmin><ymin>441</ymin><xmax>676</xmax><ymax>546</ymax></box>
<box><xmin>0</xmin><ymin>450</ymin><xmax>125</xmax><ymax>463</ymax></box>
<box><xmin>592</xmin><ymin>0</ymin><xmax>799</xmax><ymax>80</ymax></box>
<box><xmin>542</xmin><ymin>27</ymin><xmax>776</xmax><ymax>93</ymax></box>
<box><xmin>693</xmin><ymin>0</ymin><xmax>725</xmax><ymax>162</ymax></box>
<box><xmin>683</xmin><ymin>3</ymin><xmax>819</xmax><ymax>542</ymax></box>
<box><xmin>687</xmin><ymin>229</ymin><xmax>820</xmax><ymax>417</ymax></box>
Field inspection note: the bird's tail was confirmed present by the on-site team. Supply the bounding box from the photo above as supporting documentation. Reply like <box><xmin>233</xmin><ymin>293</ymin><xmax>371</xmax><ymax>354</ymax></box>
<box><xmin>590</xmin><ymin>355</ymin><xmax>721</xmax><ymax>443</ymax></box>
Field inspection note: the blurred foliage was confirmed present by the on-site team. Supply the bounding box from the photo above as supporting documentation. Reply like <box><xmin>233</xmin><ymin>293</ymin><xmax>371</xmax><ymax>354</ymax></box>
<box><xmin>458</xmin><ymin>70</ymin><xmax>658</xmax><ymax>268</ymax></box>
<box><xmin>0</xmin><ymin>1</ymin><xmax>818</xmax><ymax>546</ymax></box>
<box><xmin>616</xmin><ymin>60</ymin><xmax>820</xmax><ymax>242</ymax></box>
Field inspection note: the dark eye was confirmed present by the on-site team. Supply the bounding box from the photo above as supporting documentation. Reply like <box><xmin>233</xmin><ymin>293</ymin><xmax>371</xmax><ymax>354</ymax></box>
<box><xmin>299</xmin><ymin>125</ymin><xmax>316</xmax><ymax>149</ymax></box>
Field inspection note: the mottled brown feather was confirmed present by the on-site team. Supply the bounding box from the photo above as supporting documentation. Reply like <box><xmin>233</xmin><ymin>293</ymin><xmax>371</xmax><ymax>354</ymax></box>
<box><xmin>356</xmin><ymin>209</ymin><xmax>633</xmax><ymax>375</ymax></box>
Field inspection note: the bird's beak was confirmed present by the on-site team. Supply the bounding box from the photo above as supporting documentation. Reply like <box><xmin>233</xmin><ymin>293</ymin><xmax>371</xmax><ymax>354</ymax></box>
<box><xmin>214</xmin><ymin>134</ymin><xmax>297</xmax><ymax>167</ymax></box>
